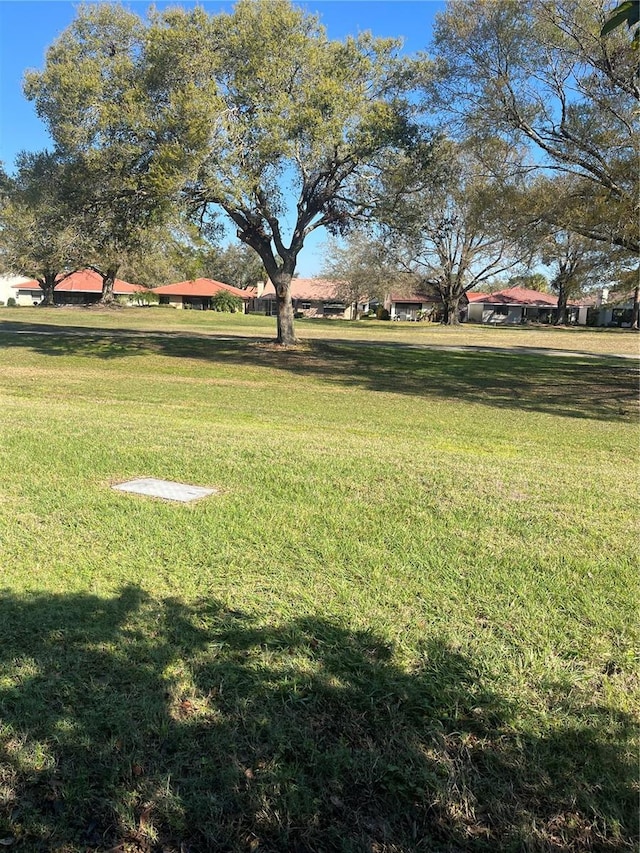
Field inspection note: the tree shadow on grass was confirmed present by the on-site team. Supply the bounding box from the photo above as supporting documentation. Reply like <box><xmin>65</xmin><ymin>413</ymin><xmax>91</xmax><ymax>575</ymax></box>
<box><xmin>0</xmin><ymin>587</ymin><xmax>636</xmax><ymax>851</ymax></box>
<box><xmin>0</xmin><ymin>321</ymin><xmax>637</xmax><ymax>422</ymax></box>
<box><xmin>0</xmin><ymin>322</ymin><xmax>638</xmax><ymax>421</ymax></box>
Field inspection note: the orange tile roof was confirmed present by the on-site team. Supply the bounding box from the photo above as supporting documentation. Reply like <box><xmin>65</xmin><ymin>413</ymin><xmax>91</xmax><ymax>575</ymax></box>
<box><xmin>13</xmin><ymin>280</ymin><xmax>41</xmax><ymax>291</ymax></box>
<box><xmin>14</xmin><ymin>269</ymin><xmax>144</xmax><ymax>293</ymax></box>
<box><xmin>153</xmin><ymin>278</ymin><xmax>249</xmax><ymax>299</ymax></box>
<box><xmin>467</xmin><ymin>292</ymin><xmax>489</xmax><ymax>303</ymax></box>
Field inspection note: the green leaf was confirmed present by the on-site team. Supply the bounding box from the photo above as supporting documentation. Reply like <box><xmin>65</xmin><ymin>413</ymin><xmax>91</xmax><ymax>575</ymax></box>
<box><xmin>601</xmin><ymin>1</ymin><xmax>639</xmax><ymax>36</ymax></box>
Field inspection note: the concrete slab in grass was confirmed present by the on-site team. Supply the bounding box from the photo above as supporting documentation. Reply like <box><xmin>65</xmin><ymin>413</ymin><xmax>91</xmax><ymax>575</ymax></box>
<box><xmin>113</xmin><ymin>478</ymin><xmax>218</xmax><ymax>503</ymax></box>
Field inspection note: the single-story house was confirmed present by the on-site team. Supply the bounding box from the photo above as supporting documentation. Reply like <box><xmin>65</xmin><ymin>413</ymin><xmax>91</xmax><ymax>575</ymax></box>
<box><xmin>250</xmin><ymin>278</ymin><xmax>367</xmax><ymax>319</ymax></box>
<box><xmin>12</xmin><ymin>280</ymin><xmax>47</xmax><ymax>306</ymax></box>
<box><xmin>385</xmin><ymin>290</ymin><xmax>443</xmax><ymax>321</ymax></box>
<box><xmin>466</xmin><ymin>287</ymin><xmax>589</xmax><ymax>325</ymax></box>
<box><xmin>12</xmin><ymin>269</ymin><xmax>145</xmax><ymax>306</ymax></box>
<box><xmin>153</xmin><ymin>278</ymin><xmax>250</xmax><ymax>311</ymax></box>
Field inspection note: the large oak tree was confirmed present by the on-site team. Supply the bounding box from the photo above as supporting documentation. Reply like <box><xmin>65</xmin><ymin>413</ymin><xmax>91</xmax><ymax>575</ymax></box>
<box><xmin>156</xmin><ymin>1</ymin><xmax>414</xmax><ymax>343</ymax></box>
<box><xmin>25</xmin><ymin>1</ymin><xmax>415</xmax><ymax>341</ymax></box>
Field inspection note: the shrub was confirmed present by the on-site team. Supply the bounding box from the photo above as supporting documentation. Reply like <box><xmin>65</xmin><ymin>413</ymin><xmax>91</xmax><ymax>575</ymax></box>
<box><xmin>211</xmin><ymin>291</ymin><xmax>243</xmax><ymax>313</ymax></box>
<box><xmin>129</xmin><ymin>290</ymin><xmax>160</xmax><ymax>307</ymax></box>
<box><xmin>376</xmin><ymin>306</ymin><xmax>390</xmax><ymax>321</ymax></box>
<box><xmin>6</xmin><ymin>297</ymin><xmax>17</xmax><ymax>307</ymax></box>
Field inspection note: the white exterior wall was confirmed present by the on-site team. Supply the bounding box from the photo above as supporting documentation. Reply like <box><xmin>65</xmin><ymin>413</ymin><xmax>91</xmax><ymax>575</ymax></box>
<box><xmin>16</xmin><ymin>286</ymin><xmax>43</xmax><ymax>306</ymax></box>
<box><xmin>0</xmin><ymin>276</ymin><xmax>32</xmax><ymax>305</ymax></box>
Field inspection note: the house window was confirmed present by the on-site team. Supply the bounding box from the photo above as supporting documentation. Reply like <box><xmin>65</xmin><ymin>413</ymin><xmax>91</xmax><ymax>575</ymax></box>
<box><xmin>323</xmin><ymin>302</ymin><xmax>346</xmax><ymax>316</ymax></box>
<box><xmin>300</xmin><ymin>302</ymin><xmax>312</xmax><ymax>310</ymax></box>
<box><xmin>493</xmin><ymin>305</ymin><xmax>509</xmax><ymax>315</ymax></box>
<box><xmin>612</xmin><ymin>308</ymin><xmax>633</xmax><ymax>326</ymax></box>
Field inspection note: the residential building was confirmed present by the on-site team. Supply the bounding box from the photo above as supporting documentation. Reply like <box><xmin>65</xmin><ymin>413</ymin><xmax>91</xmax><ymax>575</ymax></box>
<box><xmin>153</xmin><ymin>278</ymin><xmax>250</xmax><ymax>311</ymax></box>
<box><xmin>466</xmin><ymin>287</ymin><xmax>589</xmax><ymax>325</ymax></box>
<box><xmin>11</xmin><ymin>269</ymin><xmax>145</xmax><ymax>305</ymax></box>
<box><xmin>251</xmin><ymin>278</ymin><xmax>365</xmax><ymax>319</ymax></box>
<box><xmin>385</xmin><ymin>290</ymin><xmax>443</xmax><ymax>321</ymax></box>
<box><xmin>592</xmin><ymin>290</ymin><xmax>636</xmax><ymax>327</ymax></box>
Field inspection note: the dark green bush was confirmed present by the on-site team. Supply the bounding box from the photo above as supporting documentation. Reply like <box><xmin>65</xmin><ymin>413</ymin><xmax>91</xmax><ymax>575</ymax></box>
<box><xmin>376</xmin><ymin>306</ymin><xmax>390</xmax><ymax>321</ymax></box>
<box><xmin>211</xmin><ymin>291</ymin><xmax>243</xmax><ymax>313</ymax></box>
<box><xmin>6</xmin><ymin>297</ymin><xmax>17</xmax><ymax>307</ymax></box>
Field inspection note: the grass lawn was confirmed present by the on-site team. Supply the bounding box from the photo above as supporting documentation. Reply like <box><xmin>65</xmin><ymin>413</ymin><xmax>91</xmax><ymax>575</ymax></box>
<box><xmin>1</xmin><ymin>304</ymin><xmax>639</xmax><ymax>356</ymax></box>
<box><xmin>0</xmin><ymin>309</ymin><xmax>638</xmax><ymax>852</ymax></box>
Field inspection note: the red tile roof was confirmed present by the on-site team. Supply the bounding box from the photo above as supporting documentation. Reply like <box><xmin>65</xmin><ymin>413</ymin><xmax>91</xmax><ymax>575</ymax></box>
<box><xmin>14</xmin><ymin>269</ymin><xmax>144</xmax><ymax>293</ymax></box>
<box><xmin>479</xmin><ymin>287</ymin><xmax>558</xmax><ymax>307</ymax></box>
<box><xmin>153</xmin><ymin>278</ymin><xmax>249</xmax><ymax>299</ymax></box>
<box><xmin>467</xmin><ymin>292</ymin><xmax>489</xmax><ymax>303</ymax></box>
<box><xmin>259</xmin><ymin>278</ymin><xmax>346</xmax><ymax>301</ymax></box>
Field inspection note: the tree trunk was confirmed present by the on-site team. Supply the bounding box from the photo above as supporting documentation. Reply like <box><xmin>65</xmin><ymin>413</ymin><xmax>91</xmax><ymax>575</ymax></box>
<box><xmin>99</xmin><ymin>267</ymin><xmax>118</xmax><ymax>305</ymax></box>
<box><xmin>442</xmin><ymin>295</ymin><xmax>461</xmax><ymax>325</ymax></box>
<box><xmin>38</xmin><ymin>272</ymin><xmax>57</xmax><ymax>306</ymax></box>
<box><xmin>632</xmin><ymin>280</ymin><xmax>639</xmax><ymax>331</ymax></box>
<box><xmin>273</xmin><ymin>273</ymin><xmax>297</xmax><ymax>345</ymax></box>
<box><xmin>555</xmin><ymin>285</ymin><xmax>568</xmax><ymax>325</ymax></box>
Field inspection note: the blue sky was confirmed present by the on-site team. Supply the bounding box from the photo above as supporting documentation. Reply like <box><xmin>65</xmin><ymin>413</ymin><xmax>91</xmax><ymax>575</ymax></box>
<box><xmin>0</xmin><ymin>1</ymin><xmax>445</xmax><ymax>276</ymax></box>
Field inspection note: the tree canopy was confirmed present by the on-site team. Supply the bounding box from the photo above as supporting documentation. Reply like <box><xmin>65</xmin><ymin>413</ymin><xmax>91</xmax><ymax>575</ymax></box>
<box><xmin>373</xmin><ymin>137</ymin><xmax>526</xmax><ymax>323</ymax></box>
<box><xmin>322</xmin><ymin>232</ymin><xmax>407</xmax><ymax>317</ymax></box>
<box><xmin>164</xmin><ymin>0</ymin><xmax>414</xmax><ymax>341</ymax></box>
<box><xmin>24</xmin><ymin>0</ymin><xmax>415</xmax><ymax>338</ymax></box>
<box><xmin>12</xmin><ymin>0</ymin><xmax>638</xmax><ymax>329</ymax></box>
<box><xmin>24</xmin><ymin>4</ymin><xmax>196</xmax><ymax>302</ymax></box>
<box><xmin>429</xmin><ymin>0</ymin><xmax>639</xmax><ymax>255</ymax></box>
<box><xmin>0</xmin><ymin>152</ymin><xmax>81</xmax><ymax>304</ymax></box>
